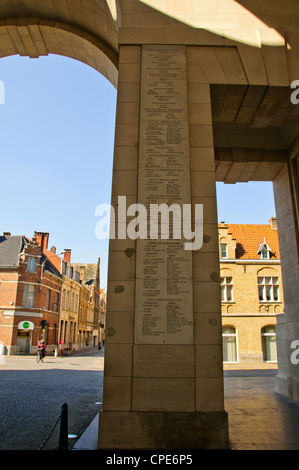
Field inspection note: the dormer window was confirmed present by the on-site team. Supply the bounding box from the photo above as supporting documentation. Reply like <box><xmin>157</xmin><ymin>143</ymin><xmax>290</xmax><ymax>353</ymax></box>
<box><xmin>260</xmin><ymin>249</ymin><xmax>269</xmax><ymax>259</ymax></box>
<box><xmin>257</xmin><ymin>240</ymin><xmax>271</xmax><ymax>260</ymax></box>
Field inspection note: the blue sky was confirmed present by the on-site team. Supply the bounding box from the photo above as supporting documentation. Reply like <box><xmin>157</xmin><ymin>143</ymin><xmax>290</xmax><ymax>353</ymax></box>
<box><xmin>0</xmin><ymin>54</ymin><xmax>276</xmax><ymax>289</ymax></box>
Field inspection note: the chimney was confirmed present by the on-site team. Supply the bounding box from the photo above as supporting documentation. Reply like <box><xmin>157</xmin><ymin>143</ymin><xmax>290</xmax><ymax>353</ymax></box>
<box><xmin>269</xmin><ymin>217</ymin><xmax>277</xmax><ymax>230</ymax></box>
<box><xmin>50</xmin><ymin>246</ymin><xmax>56</xmax><ymax>254</ymax></box>
<box><xmin>64</xmin><ymin>249</ymin><xmax>71</xmax><ymax>263</ymax></box>
<box><xmin>3</xmin><ymin>232</ymin><xmax>11</xmax><ymax>237</ymax></box>
<box><xmin>35</xmin><ymin>232</ymin><xmax>50</xmax><ymax>251</ymax></box>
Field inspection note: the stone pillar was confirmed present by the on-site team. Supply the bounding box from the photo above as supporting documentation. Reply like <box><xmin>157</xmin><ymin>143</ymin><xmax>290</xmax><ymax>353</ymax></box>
<box><xmin>273</xmin><ymin>162</ymin><xmax>299</xmax><ymax>400</ymax></box>
<box><xmin>98</xmin><ymin>45</ymin><xmax>228</xmax><ymax>449</ymax></box>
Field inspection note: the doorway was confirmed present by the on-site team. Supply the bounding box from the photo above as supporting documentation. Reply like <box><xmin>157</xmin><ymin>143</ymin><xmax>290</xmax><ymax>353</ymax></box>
<box><xmin>17</xmin><ymin>330</ymin><xmax>31</xmax><ymax>354</ymax></box>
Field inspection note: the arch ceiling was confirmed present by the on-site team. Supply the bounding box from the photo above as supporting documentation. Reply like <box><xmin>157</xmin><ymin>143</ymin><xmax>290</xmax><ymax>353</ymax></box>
<box><xmin>136</xmin><ymin>0</ymin><xmax>288</xmax><ymax>48</ymax></box>
<box><xmin>0</xmin><ymin>1</ymin><xmax>119</xmax><ymax>87</ymax></box>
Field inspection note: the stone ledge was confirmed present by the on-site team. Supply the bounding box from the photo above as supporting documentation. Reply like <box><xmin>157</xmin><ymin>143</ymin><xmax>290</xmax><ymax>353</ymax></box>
<box><xmin>98</xmin><ymin>410</ymin><xmax>229</xmax><ymax>449</ymax></box>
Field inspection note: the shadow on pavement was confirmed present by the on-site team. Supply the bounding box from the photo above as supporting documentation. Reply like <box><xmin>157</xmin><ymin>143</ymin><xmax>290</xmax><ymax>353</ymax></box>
<box><xmin>224</xmin><ymin>368</ymin><xmax>277</xmax><ymax>377</ymax></box>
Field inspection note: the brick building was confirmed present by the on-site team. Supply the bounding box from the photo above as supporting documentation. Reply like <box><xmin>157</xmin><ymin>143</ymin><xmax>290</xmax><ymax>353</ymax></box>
<box><xmin>99</xmin><ymin>288</ymin><xmax>106</xmax><ymax>345</ymax></box>
<box><xmin>35</xmin><ymin>234</ymin><xmax>101</xmax><ymax>353</ymax></box>
<box><xmin>77</xmin><ymin>281</ymin><xmax>91</xmax><ymax>349</ymax></box>
<box><xmin>0</xmin><ymin>232</ymin><xmax>62</xmax><ymax>355</ymax></box>
<box><xmin>58</xmin><ymin>262</ymin><xmax>81</xmax><ymax>353</ymax></box>
<box><xmin>33</xmin><ymin>232</ymin><xmax>82</xmax><ymax>354</ymax></box>
<box><xmin>0</xmin><ymin>231</ymin><xmax>101</xmax><ymax>355</ymax></box>
<box><xmin>219</xmin><ymin>217</ymin><xmax>283</xmax><ymax>364</ymax></box>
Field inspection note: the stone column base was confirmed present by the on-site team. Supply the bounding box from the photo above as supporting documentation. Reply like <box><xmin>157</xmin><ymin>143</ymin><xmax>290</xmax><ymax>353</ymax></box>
<box><xmin>289</xmin><ymin>378</ymin><xmax>299</xmax><ymax>401</ymax></box>
<box><xmin>276</xmin><ymin>375</ymin><xmax>299</xmax><ymax>402</ymax></box>
<box><xmin>98</xmin><ymin>410</ymin><xmax>229</xmax><ymax>449</ymax></box>
<box><xmin>275</xmin><ymin>375</ymin><xmax>289</xmax><ymax>397</ymax></box>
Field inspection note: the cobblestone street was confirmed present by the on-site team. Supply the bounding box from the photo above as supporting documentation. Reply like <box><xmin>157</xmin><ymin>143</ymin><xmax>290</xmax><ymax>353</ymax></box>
<box><xmin>0</xmin><ymin>348</ymin><xmax>104</xmax><ymax>450</ymax></box>
<box><xmin>2</xmin><ymin>349</ymin><xmax>299</xmax><ymax>452</ymax></box>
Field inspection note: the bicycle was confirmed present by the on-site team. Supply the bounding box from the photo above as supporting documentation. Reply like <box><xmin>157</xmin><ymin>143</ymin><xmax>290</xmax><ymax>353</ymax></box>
<box><xmin>36</xmin><ymin>349</ymin><xmax>45</xmax><ymax>363</ymax></box>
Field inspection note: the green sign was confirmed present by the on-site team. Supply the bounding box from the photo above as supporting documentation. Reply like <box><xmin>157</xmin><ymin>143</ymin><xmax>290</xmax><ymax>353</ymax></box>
<box><xmin>23</xmin><ymin>322</ymin><xmax>30</xmax><ymax>329</ymax></box>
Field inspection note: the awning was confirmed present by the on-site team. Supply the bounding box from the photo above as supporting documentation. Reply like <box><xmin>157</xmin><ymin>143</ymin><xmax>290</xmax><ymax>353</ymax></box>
<box><xmin>18</xmin><ymin>321</ymin><xmax>34</xmax><ymax>330</ymax></box>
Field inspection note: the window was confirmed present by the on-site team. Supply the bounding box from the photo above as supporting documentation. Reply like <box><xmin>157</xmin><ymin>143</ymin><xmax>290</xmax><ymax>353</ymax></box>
<box><xmin>221</xmin><ymin>277</ymin><xmax>233</xmax><ymax>302</ymax></box>
<box><xmin>22</xmin><ymin>284</ymin><xmax>35</xmax><ymax>307</ymax></box>
<box><xmin>222</xmin><ymin>326</ymin><xmax>237</xmax><ymax>362</ymax></box>
<box><xmin>260</xmin><ymin>249</ymin><xmax>270</xmax><ymax>259</ymax></box>
<box><xmin>220</xmin><ymin>243</ymin><xmax>227</xmax><ymax>258</ymax></box>
<box><xmin>257</xmin><ymin>241</ymin><xmax>271</xmax><ymax>259</ymax></box>
<box><xmin>53</xmin><ymin>323</ymin><xmax>57</xmax><ymax>345</ymax></box>
<box><xmin>61</xmin><ymin>260</ymin><xmax>67</xmax><ymax>276</ymax></box>
<box><xmin>53</xmin><ymin>292</ymin><xmax>59</xmax><ymax>312</ymax></box>
<box><xmin>258</xmin><ymin>277</ymin><xmax>279</xmax><ymax>302</ymax></box>
<box><xmin>27</xmin><ymin>256</ymin><xmax>37</xmax><ymax>272</ymax></box>
<box><xmin>64</xmin><ymin>321</ymin><xmax>68</xmax><ymax>343</ymax></box>
<box><xmin>261</xmin><ymin>325</ymin><xmax>277</xmax><ymax>362</ymax></box>
<box><xmin>62</xmin><ymin>289</ymin><xmax>66</xmax><ymax>310</ymax></box>
<box><xmin>59</xmin><ymin>320</ymin><xmax>63</xmax><ymax>343</ymax></box>
<box><xmin>67</xmin><ymin>266</ymin><xmax>73</xmax><ymax>279</ymax></box>
<box><xmin>46</xmin><ymin>289</ymin><xmax>51</xmax><ymax>310</ymax></box>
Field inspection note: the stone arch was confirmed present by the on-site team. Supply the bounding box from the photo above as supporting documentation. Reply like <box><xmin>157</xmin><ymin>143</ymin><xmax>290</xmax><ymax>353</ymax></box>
<box><xmin>259</xmin><ymin>304</ymin><xmax>271</xmax><ymax>314</ymax></box>
<box><xmin>219</xmin><ymin>236</ymin><xmax>227</xmax><ymax>248</ymax></box>
<box><xmin>257</xmin><ymin>266</ymin><xmax>279</xmax><ymax>277</ymax></box>
<box><xmin>226</xmin><ymin>304</ymin><xmax>234</xmax><ymax>314</ymax></box>
<box><xmin>274</xmin><ymin>304</ymin><xmax>283</xmax><ymax>314</ymax></box>
<box><xmin>222</xmin><ymin>323</ymin><xmax>237</xmax><ymax>331</ymax></box>
<box><xmin>0</xmin><ymin>19</ymin><xmax>118</xmax><ymax>87</ymax></box>
<box><xmin>2</xmin><ymin>0</ymin><xmax>299</xmax><ymax>447</ymax></box>
<box><xmin>0</xmin><ymin>0</ymin><xmax>120</xmax><ymax>86</ymax></box>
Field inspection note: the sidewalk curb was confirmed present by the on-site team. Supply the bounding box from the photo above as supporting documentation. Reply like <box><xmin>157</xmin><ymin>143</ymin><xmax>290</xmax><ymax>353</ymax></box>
<box><xmin>73</xmin><ymin>413</ymin><xmax>99</xmax><ymax>450</ymax></box>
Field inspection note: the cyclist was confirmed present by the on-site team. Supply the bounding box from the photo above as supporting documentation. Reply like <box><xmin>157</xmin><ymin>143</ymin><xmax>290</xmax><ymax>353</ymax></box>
<box><xmin>37</xmin><ymin>339</ymin><xmax>47</xmax><ymax>361</ymax></box>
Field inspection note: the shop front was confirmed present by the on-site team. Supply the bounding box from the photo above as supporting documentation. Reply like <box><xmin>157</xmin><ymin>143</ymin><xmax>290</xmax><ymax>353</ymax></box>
<box><xmin>16</xmin><ymin>321</ymin><xmax>34</xmax><ymax>354</ymax></box>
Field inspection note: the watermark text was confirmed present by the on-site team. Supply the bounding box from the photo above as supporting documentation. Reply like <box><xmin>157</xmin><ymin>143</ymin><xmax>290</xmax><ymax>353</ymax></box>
<box><xmin>290</xmin><ymin>340</ymin><xmax>299</xmax><ymax>364</ymax></box>
<box><xmin>290</xmin><ymin>80</ymin><xmax>299</xmax><ymax>104</ymax></box>
<box><xmin>95</xmin><ymin>196</ymin><xmax>203</xmax><ymax>251</ymax></box>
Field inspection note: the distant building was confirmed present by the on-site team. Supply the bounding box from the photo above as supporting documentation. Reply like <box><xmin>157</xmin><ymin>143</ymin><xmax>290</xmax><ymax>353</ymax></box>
<box><xmin>219</xmin><ymin>217</ymin><xmax>283</xmax><ymax>364</ymax></box>
<box><xmin>34</xmin><ymin>232</ymin><xmax>82</xmax><ymax>354</ymax></box>
<box><xmin>100</xmin><ymin>288</ymin><xmax>107</xmax><ymax>344</ymax></box>
<box><xmin>71</xmin><ymin>260</ymin><xmax>101</xmax><ymax>348</ymax></box>
<box><xmin>0</xmin><ymin>231</ymin><xmax>101</xmax><ymax>355</ymax></box>
<box><xmin>0</xmin><ymin>232</ymin><xmax>62</xmax><ymax>355</ymax></box>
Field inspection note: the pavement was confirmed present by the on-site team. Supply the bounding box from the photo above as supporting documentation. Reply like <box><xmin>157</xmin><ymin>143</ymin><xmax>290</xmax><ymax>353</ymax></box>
<box><xmin>73</xmin><ymin>412</ymin><xmax>99</xmax><ymax>450</ymax></box>
<box><xmin>74</xmin><ymin>362</ymin><xmax>299</xmax><ymax>451</ymax></box>
<box><xmin>0</xmin><ymin>346</ymin><xmax>104</xmax><ymax>451</ymax></box>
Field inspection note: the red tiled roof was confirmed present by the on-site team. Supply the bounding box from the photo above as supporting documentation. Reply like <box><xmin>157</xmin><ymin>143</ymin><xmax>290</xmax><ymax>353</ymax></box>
<box><xmin>44</xmin><ymin>248</ymin><xmax>63</xmax><ymax>273</ymax></box>
<box><xmin>219</xmin><ymin>223</ymin><xmax>280</xmax><ymax>260</ymax></box>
